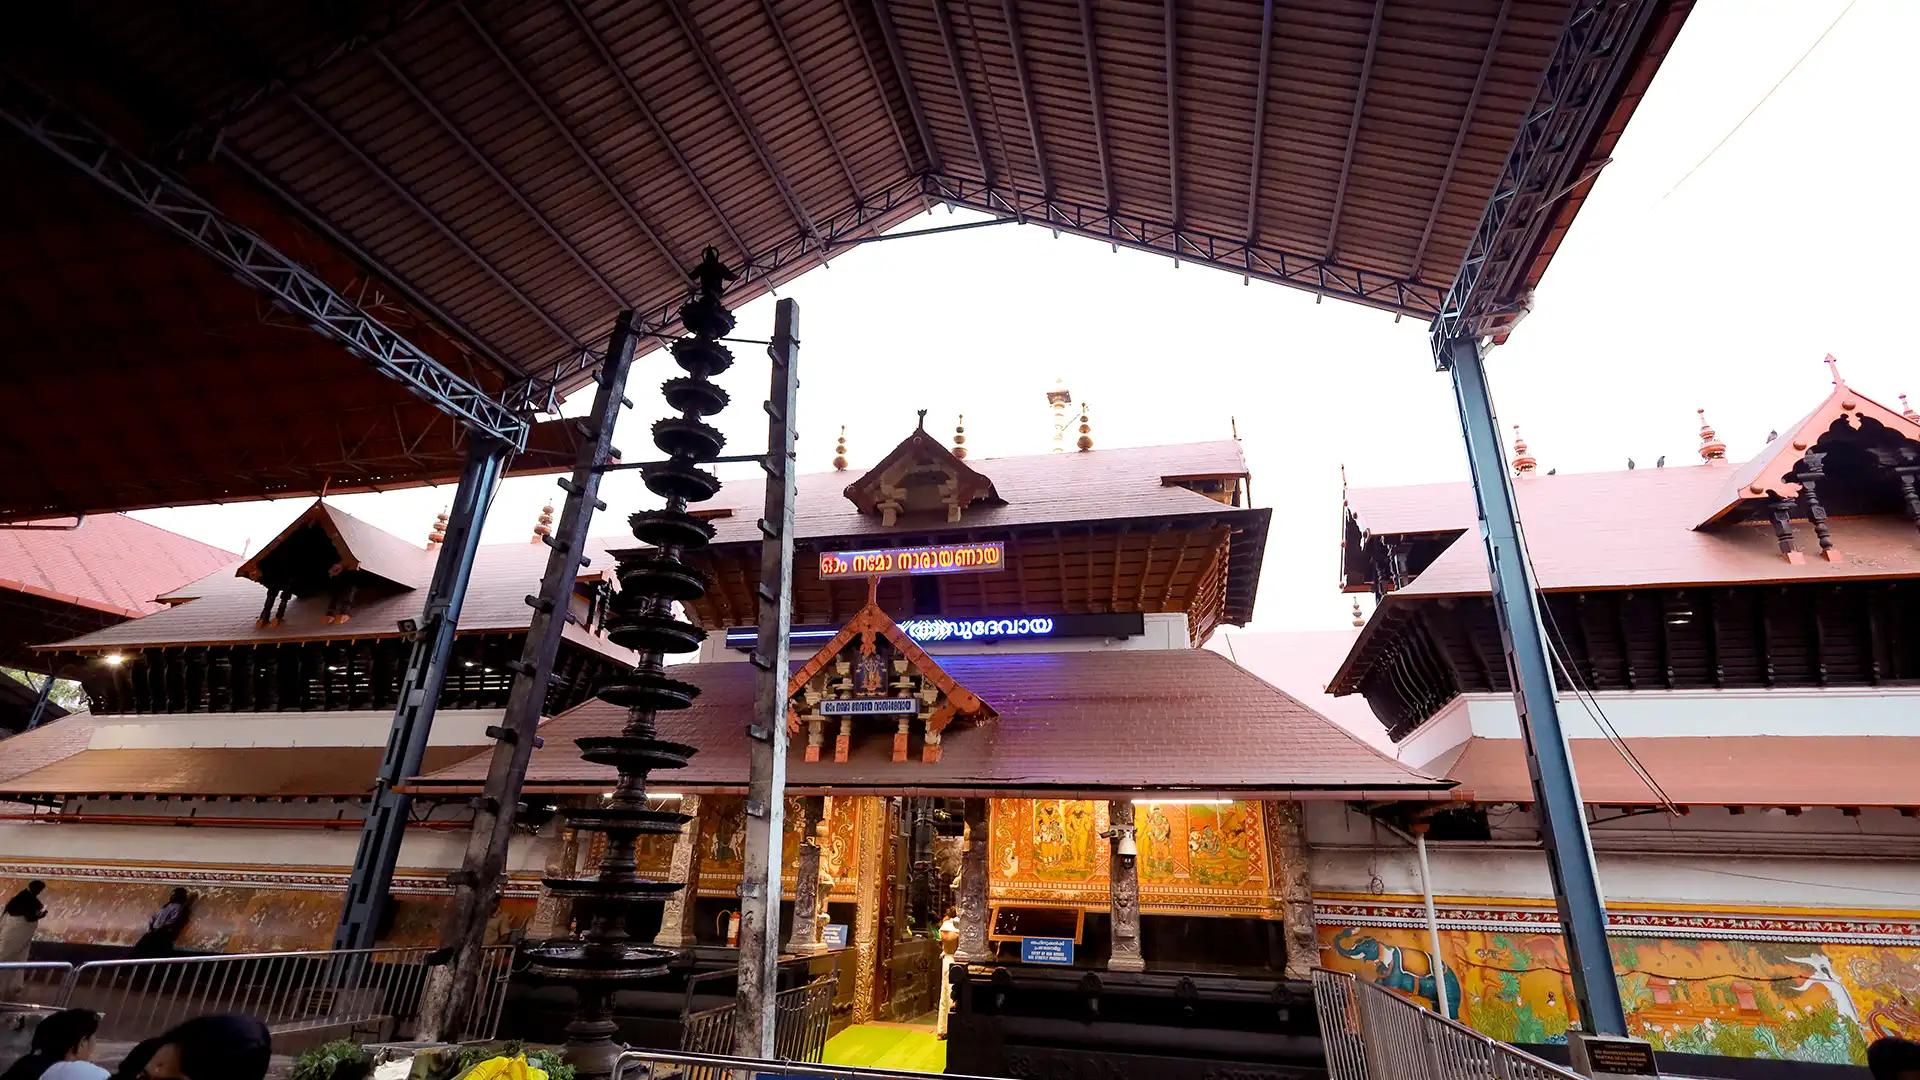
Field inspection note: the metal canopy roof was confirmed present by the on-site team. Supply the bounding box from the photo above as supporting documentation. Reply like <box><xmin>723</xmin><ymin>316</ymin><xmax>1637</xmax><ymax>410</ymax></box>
<box><xmin>1</xmin><ymin>0</ymin><xmax>1690</xmax><ymax>518</ymax></box>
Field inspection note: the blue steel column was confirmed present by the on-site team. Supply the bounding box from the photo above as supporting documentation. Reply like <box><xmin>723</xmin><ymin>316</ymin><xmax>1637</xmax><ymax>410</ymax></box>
<box><xmin>336</xmin><ymin>436</ymin><xmax>510</xmax><ymax>950</ymax></box>
<box><xmin>1440</xmin><ymin>335</ymin><xmax>1626</xmax><ymax>1036</ymax></box>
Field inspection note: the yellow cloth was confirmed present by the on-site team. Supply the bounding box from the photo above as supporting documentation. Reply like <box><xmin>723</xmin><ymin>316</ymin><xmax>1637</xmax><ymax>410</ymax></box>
<box><xmin>460</xmin><ymin>1056</ymin><xmax>547</xmax><ymax>1080</ymax></box>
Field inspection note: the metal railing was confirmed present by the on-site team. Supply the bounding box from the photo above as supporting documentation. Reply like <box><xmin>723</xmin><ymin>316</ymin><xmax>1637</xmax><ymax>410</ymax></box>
<box><xmin>1312</xmin><ymin>968</ymin><xmax>1582</xmax><ymax>1080</ymax></box>
<box><xmin>677</xmin><ymin>976</ymin><xmax>838</xmax><ymax>1076</ymax></box>
<box><xmin>4</xmin><ymin>947</ymin><xmax>512</xmax><ymax>1045</ymax></box>
<box><xmin>0</xmin><ymin>963</ymin><xmax>75</xmax><ymax>1008</ymax></box>
<box><xmin>618</xmin><ymin>1047</ymin><xmax>1007</xmax><ymax>1080</ymax></box>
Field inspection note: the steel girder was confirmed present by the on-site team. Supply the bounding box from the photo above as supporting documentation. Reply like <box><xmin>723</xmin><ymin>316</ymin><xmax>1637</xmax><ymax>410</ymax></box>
<box><xmin>0</xmin><ymin>73</ymin><xmax>534</xmax><ymax>449</ymax></box>
<box><xmin>1429</xmin><ymin>0</ymin><xmax>1661</xmax><ymax>361</ymax></box>
<box><xmin>922</xmin><ymin>173</ymin><xmax>1448</xmax><ymax>318</ymax></box>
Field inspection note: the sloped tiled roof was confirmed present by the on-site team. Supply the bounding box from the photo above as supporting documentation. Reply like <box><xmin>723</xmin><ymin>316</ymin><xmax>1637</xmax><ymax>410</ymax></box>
<box><xmin>0</xmin><ymin>514</ymin><xmax>234</xmax><ymax>618</ymax></box>
<box><xmin>1442</xmin><ymin>735</ymin><xmax>1920</xmax><ymax>810</ymax></box>
<box><xmin>415</xmin><ymin>649</ymin><xmax>1448</xmax><ymax>799</ymax></box>
<box><xmin>235</xmin><ymin>501</ymin><xmax>433</xmax><ymax>590</ymax></box>
<box><xmin>0</xmin><ymin>715</ymin><xmax>95</xmax><ymax>785</ymax></box>
<box><xmin>695</xmin><ymin>441</ymin><xmax>1253</xmax><ymax>547</ymax></box>
<box><xmin>0</xmin><ymin>743</ymin><xmax>484</xmax><ymax>799</ymax></box>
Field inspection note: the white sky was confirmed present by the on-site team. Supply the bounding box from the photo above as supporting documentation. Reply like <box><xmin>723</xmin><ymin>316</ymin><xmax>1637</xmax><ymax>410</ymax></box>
<box><xmin>136</xmin><ymin>0</ymin><xmax>1917</xmax><ymax>642</ymax></box>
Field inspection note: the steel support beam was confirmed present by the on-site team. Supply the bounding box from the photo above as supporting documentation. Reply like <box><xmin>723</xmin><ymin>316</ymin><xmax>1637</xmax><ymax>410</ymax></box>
<box><xmin>1408</xmin><ymin>0</ymin><xmax>1511</xmax><ymax>279</ymax></box>
<box><xmin>336</xmin><ymin>434</ymin><xmax>511</xmax><ymax>950</ymax></box>
<box><xmin>732</xmin><ymin>298</ymin><xmax>801</xmax><ymax>1057</ymax></box>
<box><xmin>23</xmin><ymin>674</ymin><xmax>56</xmax><ymax>732</ymax></box>
<box><xmin>0</xmin><ymin>74</ymin><xmax>532</xmax><ymax>446</ymax></box>
<box><xmin>999</xmin><ymin>0</ymin><xmax>1053</xmax><ymax>198</ymax></box>
<box><xmin>925</xmin><ymin>174</ymin><xmax>1444</xmax><ymax>316</ymax></box>
<box><xmin>663</xmin><ymin>0</ymin><xmax>822</xmax><ymax>244</ymax></box>
<box><xmin>1326</xmin><ymin>0</ymin><xmax>1386</xmax><ymax>260</ymax></box>
<box><xmin>839</xmin><ymin>0</ymin><xmax>917</xmax><ymax>172</ymax></box>
<box><xmin>415</xmin><ymin>312</ymin><xmax>638</xmax><ymax>1039</ymax></box>
<box><xmin>562</xmin><ymin>0</ymin><xmax>749</xmax><ymax>261</ymax></box>
<box><xmin>1244</xmin><ymin>0</ymin><xmax>1277</xmax><ymax>241</ymax></box>
<box><xmin>1163</xmin><ymin>0</ymin><xmax>1181</xmax><ymax>237</ymax></box>
<box><xmin>869</xmin><ymin>0</ymin><xmax>944</xmax><ymax>174</ymax></box>
<box><xmin>1431</xmin><ymin>0</ymin><xmax>1659</xmax><ymax>355</ymax></box>
<box><xmin>1075</xmin><ymin>0</ymin><xmax>1117</xmax><ymax>211</ymax></box>
<box><xmin>757</xmin><ymin>0</ymin><xmax>862</xmax><ymax>195</ymax></box>
<box><xmin>930</xmin><ymin>0</ymin><xmax>993</xmax><ymax>185</ymax></box>
<box><xmin>1439</xmin><ymin>334</ymin><xmax>1625</xmax><ymax>1035</ymax></box>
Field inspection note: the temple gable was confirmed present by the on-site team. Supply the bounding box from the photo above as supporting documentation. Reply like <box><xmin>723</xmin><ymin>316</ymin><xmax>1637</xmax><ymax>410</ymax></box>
<box><xmin>785</xmin><ymin>596</ymin><xmax>992</xmax><ymax>764</ymax></box>
<box><xmin>843</xmin><ymin>411</ymin><xmax>1000</xmax><ymax>526</ymax></box>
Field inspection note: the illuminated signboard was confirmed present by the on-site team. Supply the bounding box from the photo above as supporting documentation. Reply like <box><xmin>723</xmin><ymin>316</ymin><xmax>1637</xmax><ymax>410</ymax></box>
<box><xmin>724</xmin><ymin>612</ymin><xmax>1143</xmax><ymax>649</ymax></box>
<box><xmin>817</xmin><ymin>541</ymin><xmax>1004</xmax><ymax>579</ymax></box>
<box><xmin>819</xmin><ymin>698</ymin><xmax>919</xmax><ymax>715</ymax></box>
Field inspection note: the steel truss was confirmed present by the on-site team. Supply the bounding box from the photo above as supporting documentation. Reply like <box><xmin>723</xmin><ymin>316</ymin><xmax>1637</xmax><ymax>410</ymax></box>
<box><xmin>511</xmin><ymin>173</ymin><xmax>928</xmax><ymax>399</ymax></box>
<box><xmin>0</xmin><ymin>73</ymin><xmax>532</xmax><ymax>448</ymax></box>
<box><xmin>923</xmin><ymin>173</ymin><xmax>1447</xmax><ymax>318</ymax></box>
<box><xmin>1429</xmin><ymin>0</ymin><xmax>1660</xmax><ymax>359</ymax></box>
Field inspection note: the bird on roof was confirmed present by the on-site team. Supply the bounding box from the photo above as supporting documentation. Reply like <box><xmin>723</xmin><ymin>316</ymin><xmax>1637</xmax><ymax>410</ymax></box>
<box><xmin>1767</xmin><ymin>430</ymin><xmax>1779</xmax><ymax>442</ymax></box>
<box><xmin>1627</xmin><ymin>458</ymin><xmax>1636</xmax><ymax>470</ymax></box>
<box><xmin>1656</xmin><ymin>455</ymin><xmax>1666</xmax><ymax>469</ymax></box>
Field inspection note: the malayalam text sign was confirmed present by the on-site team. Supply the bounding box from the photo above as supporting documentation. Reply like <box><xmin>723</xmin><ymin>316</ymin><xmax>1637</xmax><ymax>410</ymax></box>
<box><xmin>818</xmin><ymin>541</ymin><xmax>1005</xmax><ymax>579</ymax></box>
<box><xmin>818</xmin><ymin>698</ymin><xmax>918</xmax><ymax>716</ymax></box>
<box><xmin>1020</xmin><ymin>937</ymin><xmax>1075</xmax><ymax>965</ymax></box>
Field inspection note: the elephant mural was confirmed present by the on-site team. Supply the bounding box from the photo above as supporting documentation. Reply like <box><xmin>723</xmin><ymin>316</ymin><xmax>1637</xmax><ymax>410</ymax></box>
<box><xmin>1332</xmin><ymin>927</ymin><xmax>1463</xmax><ymax>1020</ymax></box>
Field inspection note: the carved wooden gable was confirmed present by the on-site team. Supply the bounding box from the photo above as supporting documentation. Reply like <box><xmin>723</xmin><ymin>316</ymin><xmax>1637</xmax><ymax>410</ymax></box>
<box><xmin>786</xmin><ymin>599</ymin><xmax>992</xmax><ymax>763</ymax></box>
<box><xmin>843</xmin><ymin>414</ymin><xmax>999</xmax><ymax>526</ymax></box>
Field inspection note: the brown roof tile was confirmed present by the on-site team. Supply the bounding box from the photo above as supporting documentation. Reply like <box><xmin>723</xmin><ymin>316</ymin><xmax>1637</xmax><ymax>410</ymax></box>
<box><xmin>0</xmin><ymin>716</ymin><xmax>96</xmax><ymax>786</ymax></box>
<box><xmin>0</xmin><ymin>514</ymin><xmax>235</xmax><ymax>618</ymax></box>
<box><xmin>0</xmin><ymin>744</ymin><xmax>483</xmax><ymax>799</ymax></box>
<box><xmin>416</xmin><ymin>649</ymin><xmax>1447</xmax><ymax>799</ymax></box>
<box><xmin>1443</xmin><ymin>735</ymin><xmax>1920</xmax><ymax>809</ymax></box>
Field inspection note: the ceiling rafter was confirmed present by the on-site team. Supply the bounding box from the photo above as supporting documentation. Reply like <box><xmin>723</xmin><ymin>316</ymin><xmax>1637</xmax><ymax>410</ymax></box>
<box><xmin>282</xmin><ymin>92</ymin><xmax>582</xmax><ymax>350</ymax></box>
<box><xmin>930</xmin><ymin>0</ymin><xmax>994</xmax><ymax>185</ymax></box>
<box><xmin>868</xmin><ymin>0</ymin><xmax>944</xmax><ymax>173</ymax></box>
<box><xmin>1244</xmin><ymin>0</ymin><xmax>1277</xmax><ymax>241</ymax></box>
<box><xmin>559</xmin><ymin>0</ymin><xmax>748</xmax><ymax>263</ymax></box>
<box><xmin>1325</xmin><ymin>0</ymin><xmax>1388</xmax><ymax>260</ymax></box>
<box><xmin>1163</xmin><ymin>0</ymin><xmax>1181</xmax><ymax>239</ymax></box>
<box><xmin>1408</xmin><ymin>0</ymin><xmax>1512</xmax><ymax>279</ymax></box>
<box><xmin>455</xmin><ymin>5</ymin><xmax>684</xmax><ymax>286</ymax></box>
<box><xmin>662</xmin><ymin>0</ymin><xmax>823</xmax><ymax>244</ymax></box>
<box><xmin>999</xmin><ymin>0</ymin><xmax>1052</xmax><ymax>197</ymax></box>
<box><xmin>368</xmin><ymin>46</ymin><xmax>634</xmax><ymax>310</ymax></box>
<box><xmin>837</xmin><ymin>0</ymin><xmax>916</xmax><ymax>173</ymax></box>
<box><xmin>1075</xmin><ymin>0</ymin><xmax>1116</xmax><ymax>211</ymax></box>
<box><xmin>756</xmin><ymin>0</ymin><xmax>862</xmax><ymax>196</ymax></box>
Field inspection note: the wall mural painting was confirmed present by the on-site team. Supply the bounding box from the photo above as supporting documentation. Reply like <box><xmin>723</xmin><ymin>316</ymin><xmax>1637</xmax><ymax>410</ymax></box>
<box><xmin>695</xmin><ymin>795</ymin><xmax>860</xmax><ymax>898</ymax></box>
<box><xmin>1318</xmin><ymin>924</ymin><xmax>1920</xmax><ymax>1067</ymax></box>
<box><xmin>989</xmin><ymin>799</ymin><xmax>1270</xmax><ymax>914</ymax></box>
<box><xmin>0</xmin><ymin>874</ymin><xmax>533</xmax><ymax>954</ymax></box>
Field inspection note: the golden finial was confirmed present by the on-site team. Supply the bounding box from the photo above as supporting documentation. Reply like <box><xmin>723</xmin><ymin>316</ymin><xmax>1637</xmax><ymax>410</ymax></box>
<box><xmin>1902</xmin><ymin>393</ymin><xmax>1918</xmax><ymax>423</ymax></box>
<box><xmin>952</xmin><ymin>415</ymin><xmax>967</xmax><ymax>459</ymax></box>
<box><xmin>533</xmin><ymin>503</ymin><xmax>555</xmax><ymax>542</ymax></box>
<box><xmin>427</xmin><ymin>508</ymin><xmax>449</xmax><ymax>549</ymax></box>
<box><xmin>833</xmin><ymin>425</ymin><xmax>848</xmax><ymax>471</ymax></box>
<box><xmin>1696</xmin><ymin>408</ymin><xmax>1727</xmax><ymax>462</ymax></box>
<box><xmin>1049</xmin><ymin>376</ymin><xmax>1073</xmax><ymax>452</ymax></box>
<box><xmin>1076</xmin><ymin>405</ymin><xmax>1093</xmax><ymax>452</ymax></box>
<box><xmin>1351</xmin><ymin>597</ymin><xmax>1364</xmax><ymax>627</ymax></box>
<box><xmin>1510</xmin><ymin>426</ymin><xmax>1536</xmax><ymax>475</ymax></box>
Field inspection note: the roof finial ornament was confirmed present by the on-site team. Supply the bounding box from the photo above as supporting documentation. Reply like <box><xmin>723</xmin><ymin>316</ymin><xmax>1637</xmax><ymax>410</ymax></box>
<box><xmin>915</xmin><ymin>408</ymin><xmax>928</xmax><ymax>432</ymax></box>
<box><xmin>1901</xmin><ymin>393</ymin><xmax>1918</xmax><ymax>423</ymax></box>
<box><xmin>952</xmin><ymin>414</ymin><xmax>968</xmax><ymax>460</ymax></box>
<box><xmin>1351</xmin><ymin>596</ymin><xmax>1364</xmax><ymax>627</ymax></box>
<box><xmin>1231</xmin><ymin>416</ymin><xmax>1240</xmax><ymax>441</ymax></box>
<box><xmin>833</xmin><ymin>426</ymin><xmax>848</xmax><ymax>471</ymax></box>
<box><xmin>1825</xmin><ymin>353</ymin><xmax>1845</xmax><ymax>387</ymax></box>
<box><xmin>533</xmin><ymin>503</ymin><xmax>555</xmax><ymax>543</ymax></box>
<box><xmin>1696</xmin><ymin>408</ymin><xmax>1727</xmax><ymax>462</ymax></box>
<box><xmin>1048</xmin><ymin>377</ymin><xmax>1073</xmax><ymax>452</ymax></box>
<box><xmin>427</xmin><ymin>508</ymin><xmax>449</xmax><ymax>550</ymax></box>
<box><xmin>1510</xmin><ymin>425</ymin><xmax>1537</xmax><ymax>475</ymax></box>
<box><xmin>1076</xmin><ymin>404</ymin><xmax>1093</xmax><ymax>452</ymax></box>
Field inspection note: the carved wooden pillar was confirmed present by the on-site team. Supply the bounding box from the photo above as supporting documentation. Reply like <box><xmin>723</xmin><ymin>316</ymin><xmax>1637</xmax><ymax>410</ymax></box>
<box><xmin>1264</xmin><ymin>801</ymin><xmax>1319</xmax><ymax>980</ymax></box>
<box><xmin>527</xmin><ymin>825</ymin><xmax>581</xmax><ymax>940</ymax></box>
<box><xmin>1895</xmin><ymin>460</ymin><xmax>1920</xmax><ymax>536</ymax></box>
<box><xmin>1769</xmin><ymin>498</ymin><xmax>1801</xmax><ymax>563</ymax></box>
<box><xmin>1104</xmin><ymin>800</ymin><xmax>1145</xmax><ymax>972</ymax></box>
<box><xmin>1797</xmin><ymin>452</ymin><xmax>1837</xmax><ymax>560</ymax></box>
<box><xmin>788</xmin><ymin>796</ymin><xmax>829</xmax><ymax>955</ymax></box>
<box><xmin>653</xmin><ymin>793</ymin><xmax>705</xmax><ymax>949</ymax></box>
<box><xmin>851</xmin><ymin>797</ymin><xmax>890</xmax><ymax>1022</ymax></box>
<box><xmin>954</xmin><ymin>798</ymin><xmax>992</xmax><ymax>964</ymax></box>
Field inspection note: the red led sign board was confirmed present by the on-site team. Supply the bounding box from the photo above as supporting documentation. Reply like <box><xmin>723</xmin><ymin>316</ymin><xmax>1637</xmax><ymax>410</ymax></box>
<box><xmin>818</xmin><ymin>541</ymin><xmax>1005</xmax><ymax>579</ymax></box>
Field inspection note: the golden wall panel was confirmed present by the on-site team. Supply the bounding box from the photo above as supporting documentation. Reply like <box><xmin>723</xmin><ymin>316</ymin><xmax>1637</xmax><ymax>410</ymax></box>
<box><xmin>987</xmin><ymin>798</ymin><xmax>1274</xmax><ymax>916</ymax></box>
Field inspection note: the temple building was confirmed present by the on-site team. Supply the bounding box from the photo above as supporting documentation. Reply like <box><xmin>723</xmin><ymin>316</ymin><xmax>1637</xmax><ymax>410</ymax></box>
<box><xmin>1302</xmin><ymin>363</ymin><xmax>1920</xmax><ymax>1070</ymax></box>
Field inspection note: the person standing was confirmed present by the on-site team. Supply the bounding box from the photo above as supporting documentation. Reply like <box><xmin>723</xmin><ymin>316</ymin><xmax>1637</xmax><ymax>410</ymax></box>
<box><xmin>0</xmin><ymin>880</ymin><xmax>48</xmax><ymax>993</ymax></box>
<box><xmin>934</xmin><ymin>906</ymin><xmax>960</xmax><ymax>1040</ymax></box>
<box><xmin>130</xmin><ymin>889</ymin><xmax>191</xmax><ymax>959</ymax></box>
